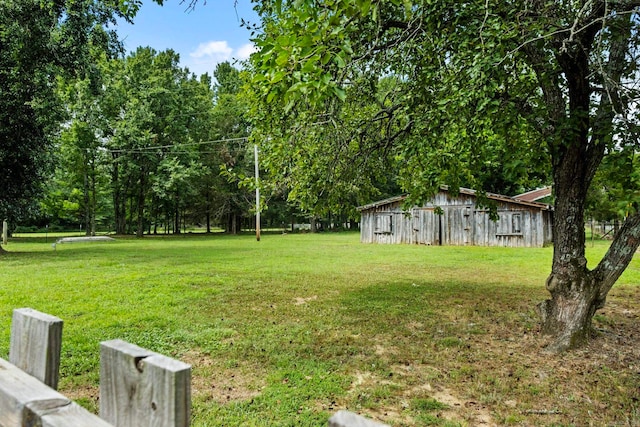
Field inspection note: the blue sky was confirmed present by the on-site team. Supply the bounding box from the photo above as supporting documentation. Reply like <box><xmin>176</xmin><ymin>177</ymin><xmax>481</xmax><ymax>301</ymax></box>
<box><xmin>116</xmin><ymin>0</ymin><xmax>260</xmax><ymax>77</ymax></box>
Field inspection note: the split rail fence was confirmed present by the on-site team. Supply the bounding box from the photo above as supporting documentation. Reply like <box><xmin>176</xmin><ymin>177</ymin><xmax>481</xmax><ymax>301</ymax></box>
<box><xmin>0</xmin><ymin>308</ymin><xmax>387</xmax><ymax>427</ymax></box>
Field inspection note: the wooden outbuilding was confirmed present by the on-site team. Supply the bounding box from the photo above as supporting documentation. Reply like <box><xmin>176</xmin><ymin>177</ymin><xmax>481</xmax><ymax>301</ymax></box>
<box><xmin>358</xmin><ymin>187</ymin><xmax>553</xmax><ymax>247</ymax></box>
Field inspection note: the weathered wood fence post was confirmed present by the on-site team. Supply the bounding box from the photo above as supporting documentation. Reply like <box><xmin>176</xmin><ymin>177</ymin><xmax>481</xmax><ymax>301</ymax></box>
<box><xmin>0</xmin><ymin>357</ymin><xmax>115</xmax><ymax>427</ymax></box>
<box><xmin>9</xmin><ymin>308</ymin><xmax>63</xmax><ymax>389</ymax></box>
<box><xmin>328</xmin><ymin>410</ymin><xmax>391</xmax><ymax>427</ymax></box>
<box><xmin>1</xmin><ymin>308</ymin><xmax>112</xmax><ymax>427</ymax></box>
<box><xmin>100</xmin><ymin>339</ymin><xmax>191</xmax><ymax>427</ymax></box>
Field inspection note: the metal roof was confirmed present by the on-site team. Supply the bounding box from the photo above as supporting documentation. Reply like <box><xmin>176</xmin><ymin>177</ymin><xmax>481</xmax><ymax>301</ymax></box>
<box><xmin>514</xmin><ymin>186</ymin><xmax>553</xmax><ymax>202</ymax></box>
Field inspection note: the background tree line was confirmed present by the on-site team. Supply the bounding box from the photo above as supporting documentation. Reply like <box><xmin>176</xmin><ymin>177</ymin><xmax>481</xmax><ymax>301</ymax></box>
<box><xmin>30</xmin><ymin>52</ymin><xmax>311</xmax><ymax>236</ymax></box>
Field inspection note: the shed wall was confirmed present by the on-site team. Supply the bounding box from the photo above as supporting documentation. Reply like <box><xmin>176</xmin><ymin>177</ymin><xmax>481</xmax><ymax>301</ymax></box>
<box><xmin>360</xmin><ymin>192</ymin><xmax>552</xmax><ymax>248</ymax></box>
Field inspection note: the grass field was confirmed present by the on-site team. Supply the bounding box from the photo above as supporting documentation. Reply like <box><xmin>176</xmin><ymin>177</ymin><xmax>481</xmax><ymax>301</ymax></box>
<box><xmin>0</xmin><ymin>232</ymin><xmax>638</xmax><ymax>426</ymax></box>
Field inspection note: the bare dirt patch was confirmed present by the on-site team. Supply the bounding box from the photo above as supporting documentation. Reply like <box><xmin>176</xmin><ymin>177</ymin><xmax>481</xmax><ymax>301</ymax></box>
<box><xmin>334</xmin><ymin>285</ymin><xmax>640</xmax><ymax>426</ymax></box>
<box><xmin>294</xmin><ymin>295</ymin><xmax>318</xmax><ymax>305</ymax></box>
<box><xmin>61</xmin><ymin>383</ymin><xmax>99</xmax><ymax>402</ymax></box>
<box><xmin>60</xmin><ymin>350</ymin><xmax>266</xmax><ymax>411</ymax></box>
<box><xmin>181</xmin><ymin>349</ymin><xmax>265</xmax><ymax>404</ymax></box>
<box><xmin>446</xmin><ymin>285</ymin><xmax>640</xmax><ymax>426</ymax></box>
<box><xmin>431</xmin><ymin>387</ymin><xmax>494</xmax><ymax>426</ymax></box>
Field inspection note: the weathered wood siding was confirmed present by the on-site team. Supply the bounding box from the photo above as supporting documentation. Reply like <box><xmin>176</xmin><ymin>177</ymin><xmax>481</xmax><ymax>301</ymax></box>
<box><xmin>360</xmin><ymin>191</ymin><xmax>553</xmax><ymax>248</ymax></box>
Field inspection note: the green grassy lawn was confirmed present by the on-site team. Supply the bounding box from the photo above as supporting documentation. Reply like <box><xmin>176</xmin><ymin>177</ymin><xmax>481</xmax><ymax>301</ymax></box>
<box><xmin>1</xmin><ymin>232</ymin><xmax>638</xmax><ymax>426</ymax></box>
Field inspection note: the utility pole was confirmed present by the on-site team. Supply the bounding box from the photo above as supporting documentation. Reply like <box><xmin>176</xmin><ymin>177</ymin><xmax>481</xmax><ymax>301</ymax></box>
<box><xmin>254</xmin><ymin>144</ymin><xmax>260</xmax><ymax>242</ymax></box>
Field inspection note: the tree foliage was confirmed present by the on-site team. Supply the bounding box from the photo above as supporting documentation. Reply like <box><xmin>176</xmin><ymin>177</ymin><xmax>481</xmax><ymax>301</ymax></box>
<box><xmin>99</xmin><ymin>47</ymin><xmax>212</xmax><ymax>235</ymax></box>
<box><xmin>0</xmin><ymin>0</ymin><xmax>131</xmax><ymax>224</ymax></box>
<box><xmin>209</xmin><ymin>63</ymin><xmax>255</xmax><ymax>233</ymax></box>
<box><xmin>249</xmin><ymin>0</ymin><xmax>640</xmax><ymax>351</ymax></box>
<box><xmin>248</xmin><ymin>1</ymin><xmax>552</xmax><ymax>217</ymax></box>
<box><xmin>588</xmin><ymin>147</ymin><xmax>640</xmax><ymax>222</ymax></box>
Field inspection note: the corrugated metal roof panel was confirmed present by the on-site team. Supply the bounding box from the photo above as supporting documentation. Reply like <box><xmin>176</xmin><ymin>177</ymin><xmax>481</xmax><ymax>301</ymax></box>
<box><xmin>514</xmin><ymin>186</ymin><xmax>553</xmax><ymax>202</ymax></box>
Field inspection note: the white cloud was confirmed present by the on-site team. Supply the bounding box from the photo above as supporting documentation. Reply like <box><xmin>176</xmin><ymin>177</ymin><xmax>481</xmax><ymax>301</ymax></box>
<box><xmin>187</xmin><ymin>41</ymin><xmax>257</xmax><ymax>76</ymax></box>
<box><xmin>235</xmin><ymin>43</ymin><xmax>258</xmax><ymax>60</ymax></box>
<box><xmin>190</xmin><ymin>41</ymin><xmax>233</xmax><ymax>61</ymax></box>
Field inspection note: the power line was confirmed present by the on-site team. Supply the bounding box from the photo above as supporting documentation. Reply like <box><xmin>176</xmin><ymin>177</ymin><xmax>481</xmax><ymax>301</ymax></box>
<box><xmin>108</xmin><ymin>136</ymin><xmax>249</xmax><ymax>153</ymax></box>
<box><xmin>111</xmin><ymin>150</ymin><xmax>227</xmax><ymax>154</ymax></box>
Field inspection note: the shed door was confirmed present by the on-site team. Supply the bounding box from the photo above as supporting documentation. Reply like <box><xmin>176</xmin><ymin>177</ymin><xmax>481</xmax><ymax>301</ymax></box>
<box><xmin>472</xmin><ymin>210</ymin><xmax>490</xmax><ymax>246</ymax></box>
<box><xmin>413</xmin><ymin>208</ymin><xmax>440</xmax><ymax>245</ymax></box>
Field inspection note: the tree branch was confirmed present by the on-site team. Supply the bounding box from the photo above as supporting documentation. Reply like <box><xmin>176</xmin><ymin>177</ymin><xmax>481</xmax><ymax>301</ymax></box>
<box><xmin>593</xmin><ymin>211</ymin><xmax>640</xmax><ymax>300</ymax></box>
<box><xmin>521</xmin><ymin>44</ymin><xmax>565</xmax><ymax>144</ymax></box>
<box><xmin>586</xmin><ymin>11</ymin><xmax>633</xmax><ymax>182</ymax></box>
<box><xmin>381</xmin><ymin>19</ymin><xmax>408</xmax><ymax>31</ymax></box>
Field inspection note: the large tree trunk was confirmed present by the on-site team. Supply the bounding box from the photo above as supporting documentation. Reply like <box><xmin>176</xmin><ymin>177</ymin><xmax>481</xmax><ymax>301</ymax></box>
<box><xmin>540</xmin><ymin>211</ymin><xmax>640</xmax><ymax>352</ymax></box>
<box><xmin>538</xmin><ymin>139</ymin><xmax>596</xmax><ymax>351</ymax></box>
<box><xmin>539</xmin><ymin>133</ymin><xmax>640</xmax><ymax>351</ymax></box>
<box><xmin>531</xmin><ymin>10</ymin><xmax>640</xmax><ymax>352</ymax></box>
<box><xmin>539</xmin><ymin>273</ymin><xmax>601</xmax><ymax>352</ymax></box>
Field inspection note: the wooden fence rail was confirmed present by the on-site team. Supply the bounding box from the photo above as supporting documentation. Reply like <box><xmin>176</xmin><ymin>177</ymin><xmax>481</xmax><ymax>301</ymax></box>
<box><xmin>0</xmin><ymin>308</ymin><xmax>387</xmax><ymax>427</ymax></box>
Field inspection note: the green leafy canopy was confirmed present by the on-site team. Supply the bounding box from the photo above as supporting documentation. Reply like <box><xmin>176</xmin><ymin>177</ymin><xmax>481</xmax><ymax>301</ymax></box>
<box><xmin>248</xmin><ymin>0</ymin><xmax>559</xmax><ymax>215</ymax></box>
